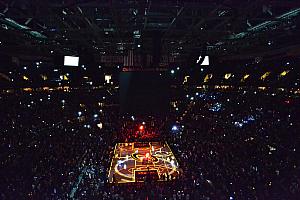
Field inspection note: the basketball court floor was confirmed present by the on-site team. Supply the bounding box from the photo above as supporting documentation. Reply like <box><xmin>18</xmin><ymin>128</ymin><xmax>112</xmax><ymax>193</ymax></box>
<box><xmin>108</xmin><ymin>141</ymin><xmax>180</xmax><ymax>183</ymax></box>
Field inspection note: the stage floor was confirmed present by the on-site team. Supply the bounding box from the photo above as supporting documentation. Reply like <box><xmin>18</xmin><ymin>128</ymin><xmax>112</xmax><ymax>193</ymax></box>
<box><xmin>108</xmin><ymin>142</ymin><xmax>180</xmax><ymax>183</ymax></box>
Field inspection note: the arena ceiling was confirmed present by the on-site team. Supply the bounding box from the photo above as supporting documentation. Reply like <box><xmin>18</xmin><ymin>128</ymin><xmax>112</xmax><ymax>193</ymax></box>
<box><xmin>0</xmin><ymin>0</ymin><xmax>300</xmax><ymax>60</ymax></box>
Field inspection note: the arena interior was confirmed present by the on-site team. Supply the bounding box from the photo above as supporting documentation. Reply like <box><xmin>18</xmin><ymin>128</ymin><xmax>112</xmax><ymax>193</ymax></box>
<box><xmin>0</xmin><ymin>1</ymin><xmax>300</xmax><ymax>199</ymax></box>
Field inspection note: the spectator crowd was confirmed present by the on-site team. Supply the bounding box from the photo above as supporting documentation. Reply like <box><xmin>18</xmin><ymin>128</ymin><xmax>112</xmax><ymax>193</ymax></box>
<box><xmin>0</xmin><ymin>88</ymin><xmax>299</xmax><ymax>199</ymax></box>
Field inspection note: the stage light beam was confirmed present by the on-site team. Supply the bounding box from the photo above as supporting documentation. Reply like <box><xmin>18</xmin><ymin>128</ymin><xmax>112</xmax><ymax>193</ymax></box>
<box><xmin>204</xmin><ymin>74</ymin><xmax>213</xmax><ymax>83</ymax></box>
<box><xmin>224</xmin><ymin>73</ymin><xmax>232</xmax><ymax>80</ymax></box>
<box><xmin>241</xmin><ymin>74</ymin><xmax>250</xmax><ymax>82</ymax></box>
<box><xmin>260</xmin><ymin>72</ymin><xmax>271</xmax><ymax>81</ymax></box>
<box><xmin>279</xmin><ymin>70</ymin><xmax>290</xmax><ymax>78</ymax></box>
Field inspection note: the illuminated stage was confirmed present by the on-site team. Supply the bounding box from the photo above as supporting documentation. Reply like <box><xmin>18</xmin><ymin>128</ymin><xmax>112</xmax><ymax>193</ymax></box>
<box><xmin>108</xmin><ymin>142</ymin><xmax>180</xmax><ymax>183</ymax></box>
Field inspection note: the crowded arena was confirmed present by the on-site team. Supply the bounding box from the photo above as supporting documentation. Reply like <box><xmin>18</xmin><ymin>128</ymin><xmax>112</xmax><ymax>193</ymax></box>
<box><xmin>0</xmin><ymin>1</ymin><xmax>300</xmax><ymax>199</ymax></box>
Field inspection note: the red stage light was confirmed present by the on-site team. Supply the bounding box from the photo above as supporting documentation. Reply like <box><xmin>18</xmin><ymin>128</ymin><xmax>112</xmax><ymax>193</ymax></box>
<box><xmin>139</xmin><ymin>125</ymin><xmax>144</xmax><ymax>131</ymax></box>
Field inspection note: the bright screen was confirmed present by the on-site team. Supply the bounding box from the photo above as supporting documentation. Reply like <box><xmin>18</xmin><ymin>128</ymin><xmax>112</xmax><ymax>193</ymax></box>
<box><xmin>64</xmin><ymin>56</ymin><xmax>79</xmax><ymax>66</ymax></box>
<box><xmin>201</xmin><ymin>56</ymin><xmax>209</xmax><ymax>65</ymax></box>
<box><xmin>196</xmin><ymin>55</ymin><xmax>209</xmax><ymax>65</ymax></box>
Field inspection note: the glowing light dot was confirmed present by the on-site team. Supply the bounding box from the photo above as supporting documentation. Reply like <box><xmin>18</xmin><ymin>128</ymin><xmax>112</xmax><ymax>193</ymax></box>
<box><xmin>139</xmin><ymin>125</ymin><xmax>144</xmax><ymax>131</ymax></box>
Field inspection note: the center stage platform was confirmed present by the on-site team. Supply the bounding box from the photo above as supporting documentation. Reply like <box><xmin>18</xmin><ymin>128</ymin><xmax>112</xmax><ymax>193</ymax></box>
<box><xmin>108</xmin><ymin>142</ymin><xmax>180</xmax><ymax>183</ymax></box>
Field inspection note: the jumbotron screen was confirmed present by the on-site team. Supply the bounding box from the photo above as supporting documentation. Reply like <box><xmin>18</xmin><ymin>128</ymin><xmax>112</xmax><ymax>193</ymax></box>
<box><xmin>120</xmin><ymin>71</ymin><xmax>170</xmax><ymax>116</ymax></box>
